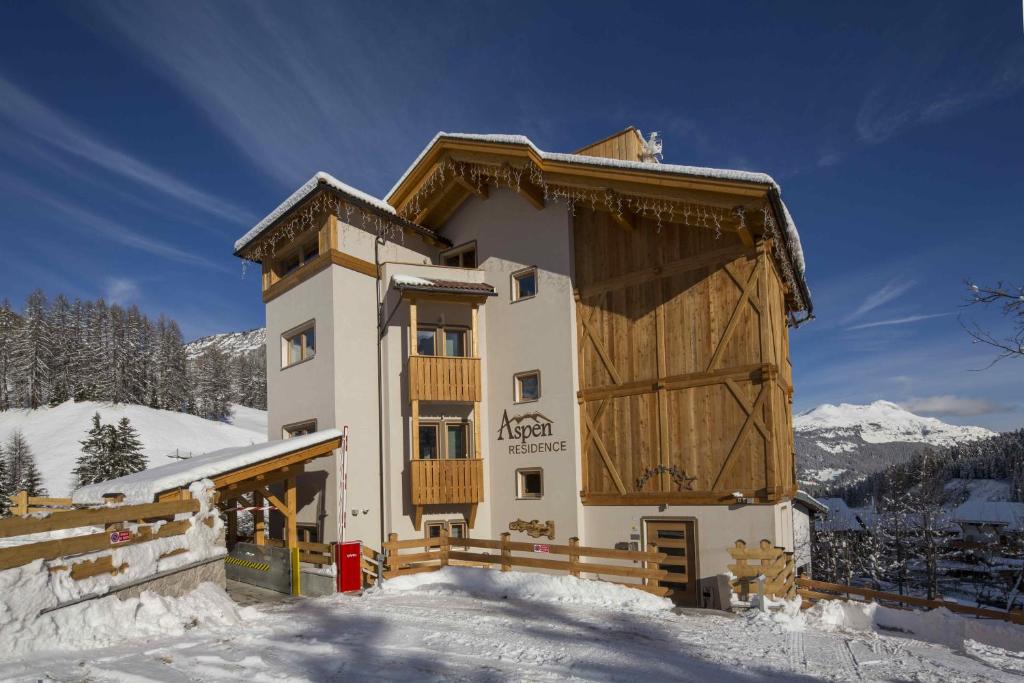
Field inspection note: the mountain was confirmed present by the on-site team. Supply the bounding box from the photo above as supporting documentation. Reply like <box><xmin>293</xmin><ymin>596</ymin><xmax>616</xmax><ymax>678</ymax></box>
<box><xmin>184</xmin><ymin>327</ymin><xmax>266</xmax><ymax>360</ymax></box>
<box><xmin>0</xmin><ymin>400</ymin><xmax>267</xmax><ymax>496</ymax></box>
<box><xmin>795</xmin><ymin>400</ymin><xmax>995</xmax><ymax>487</ymax></box>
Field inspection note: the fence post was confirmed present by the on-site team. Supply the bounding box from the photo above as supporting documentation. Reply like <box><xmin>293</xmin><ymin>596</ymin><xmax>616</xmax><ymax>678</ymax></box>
<box><xmin>440</xmin><ymin>527</ymin><xmax>449</xmax><ymax>568</ymax></box>
<box><xmin>384</xmin><ymin>532</ymin><xmax>398</xmax><ymax>578</ymax></box>
<box><xmin>500</xmin><ymin>532</ymin><xmax>511</xmax><ymax>572</ymax></box>
<box><xmin>568</xmin><ymin>537</ymin><xmax>580</xmax><ymax>578</ymax></box>
<box><xmin>12</xmin><ymin>490</ymin><xmax>28</xmax><ymax>516</ymax></box>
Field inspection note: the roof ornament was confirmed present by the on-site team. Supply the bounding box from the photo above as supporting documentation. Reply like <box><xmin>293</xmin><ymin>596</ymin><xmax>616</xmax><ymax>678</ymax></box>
<box><xmin>640</xmin><ymin>131</ymin><xmax>663</xmax><ymax>163</ymax></box>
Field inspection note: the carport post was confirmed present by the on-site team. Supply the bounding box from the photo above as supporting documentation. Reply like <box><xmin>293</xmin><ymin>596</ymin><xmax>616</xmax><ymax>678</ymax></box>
<box><xmin>285</xmin><ymin>478</ymin><xmax>298</xmax><ymax>550</ymax></box>
<box><xmin>253</xmin><ymin>491</ymin><xmax>265</xmax><ymax>545</ymax></box>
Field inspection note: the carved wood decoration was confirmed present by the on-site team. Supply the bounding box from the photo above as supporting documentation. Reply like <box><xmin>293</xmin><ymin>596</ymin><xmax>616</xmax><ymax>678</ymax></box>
<box><xmin>508</xmin><ymin>519</ymin><xmax>556</xmax><ymax>540</ymax></box>
<box><xmin>573</xmin><ymin>208</ymin><xmax>796</xmax><ymax>505</ymax></box>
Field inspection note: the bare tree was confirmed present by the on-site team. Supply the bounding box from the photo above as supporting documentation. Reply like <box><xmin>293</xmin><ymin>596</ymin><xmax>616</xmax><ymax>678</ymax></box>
<box><xmin>963</xmin><ymin>280</ymin><xmax>1024</xmax><ymax>365</ymax></box>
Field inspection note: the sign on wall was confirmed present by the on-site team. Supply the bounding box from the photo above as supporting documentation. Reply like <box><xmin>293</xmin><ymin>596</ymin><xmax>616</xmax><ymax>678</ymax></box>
<box><xmin>496</xmin><ymin>409</ymin><xmax>567</xmax><ymax>455</ymax></box>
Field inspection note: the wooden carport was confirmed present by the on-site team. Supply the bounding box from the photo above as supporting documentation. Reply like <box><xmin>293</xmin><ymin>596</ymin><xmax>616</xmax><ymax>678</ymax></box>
<box><xmin>155</xmin><ymin>433</ymin><xmax>343</xmax><ymax>550</ymax></box>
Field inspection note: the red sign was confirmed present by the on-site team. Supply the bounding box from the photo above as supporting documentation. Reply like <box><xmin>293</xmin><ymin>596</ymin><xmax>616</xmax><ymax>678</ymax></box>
<box><xmin>533</xmin><ymin>544</ymin><xmax>551</xmax><ymax>553</ymax></box>
<box><xmin>109</xmin><ymin>529</ymin><xmax>131</xmax><ymax>544</ymax></box>
<box><xmin>336</xmin><ymin>541</ymin><xmax>362</xmax><ymax>593</ymax></box>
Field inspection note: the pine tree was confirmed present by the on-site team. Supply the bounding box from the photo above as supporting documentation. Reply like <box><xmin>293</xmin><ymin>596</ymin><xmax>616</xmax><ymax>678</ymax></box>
<box><xmin>110</xmin><ymin>417</ymin><xmax>147</xmax><ymax>478</ymax></box>
<box><xmin>4</xmin><ymin>430</ymin><xmax>46</xmax><ymax>497</ymax></box>
<box><xmin>0</xmin><ymin>299</ymin><xmax>17</xmax><ymax>411</ymax></box>
<box><xmin>73</xmin><ymin>412</ymin><xmax>110</xmax><ymax>488</ymax></box>
<box><xmin>192</xmin><ymin>348</ymin><xmax>234</xmax><ymax>422</ymax></box>
<box><xmin>13</xmin><ymin>290</ymin><xmax>51</xmax><ymax>408</ymax></box>
<box><xmin>0</xmin><ymin>441</ymin><xmax>9</xmax><ymax>516</ymax></box>
<box><xmin>47</xmin><ymin>294</ymin><xmax>75</xmax><ymax>405</ymax></box>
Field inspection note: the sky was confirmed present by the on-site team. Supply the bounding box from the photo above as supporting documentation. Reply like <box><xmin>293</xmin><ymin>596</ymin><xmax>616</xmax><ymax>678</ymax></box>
<box><xmin>0</xmin><ymin>2</ymin><xmax>1021</xmax><ymax>430</ymax></box>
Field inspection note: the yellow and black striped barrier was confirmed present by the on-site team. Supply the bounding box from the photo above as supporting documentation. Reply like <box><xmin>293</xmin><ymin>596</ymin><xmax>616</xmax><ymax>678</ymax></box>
<box><xmin>225</xmin><ymin>555</ymin><xmax>271</xmax><ymax>572</ymax></box>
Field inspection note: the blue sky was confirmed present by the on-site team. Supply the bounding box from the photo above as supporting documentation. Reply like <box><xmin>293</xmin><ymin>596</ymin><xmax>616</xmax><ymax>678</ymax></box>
<box><xmin>0</xmin><ymin>2</ymin><xmax>1021</xmax><ymax>429</ymax></box>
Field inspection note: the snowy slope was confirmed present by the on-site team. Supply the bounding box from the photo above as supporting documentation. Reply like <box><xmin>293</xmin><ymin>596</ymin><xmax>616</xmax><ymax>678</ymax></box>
<box><xmin>0</xmin><ymin>401</ymin><xmax>267</xmax><ymax>496</ymax></box>
<box><xmin>184</xmin><ymin>327</ymin><xmax>265</xmax><ymax>360</ymax></box>
<box><xmin>795</xmin><ymin>400</ymin><xmax>995</xmax><ymax>486</ymax></box>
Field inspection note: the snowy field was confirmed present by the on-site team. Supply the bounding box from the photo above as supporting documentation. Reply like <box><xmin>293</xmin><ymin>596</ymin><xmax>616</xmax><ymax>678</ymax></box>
<box><xmin>0</xmin><ymin>401</ymin><xmax>267</xmax><ymax>496</ymax></box>
<box><xmin>1</xmin><ymin>568</ymin><xmax>1022</xmax><ymax>682</ymax></box>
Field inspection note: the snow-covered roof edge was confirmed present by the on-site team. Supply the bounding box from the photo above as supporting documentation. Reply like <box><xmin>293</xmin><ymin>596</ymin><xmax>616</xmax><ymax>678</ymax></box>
<box><xmin>72</xmin><ymin>428</ymin><xmax>343</xmax><ymax>505</ymax></box>
<box><xmin>385</xmin><ymin>132</ymin><xmax>808</xmax><ymax>289</ymax></box>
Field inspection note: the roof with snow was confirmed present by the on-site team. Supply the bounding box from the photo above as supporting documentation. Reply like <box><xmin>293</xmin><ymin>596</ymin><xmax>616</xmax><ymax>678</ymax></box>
<box><xmin>233</xmin><ymin>172</ymin><xmax>449</xmax><ymax>256</ymax></box>
<box><xmin>72</xmin><ymin>429</ymin><xmax>343</xmax><ymax>505</ymax></box>
<box><xmin>391</xmin><ymin>275</ymin><xmax>497</xmax><ymax>297</ymax></box>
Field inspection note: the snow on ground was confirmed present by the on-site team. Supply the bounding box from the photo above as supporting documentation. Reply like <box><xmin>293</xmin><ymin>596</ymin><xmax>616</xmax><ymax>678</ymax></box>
<box><xmin>0</xmin><ymin>401</ymin><xmax>267</xmax><ymax>496</ymax></box>
<box><xmin>1</xmin><ymin>567</ymin><xmax>1022</xmax><ymax>682</ymax></box>
<box><xmin>799</xmin><ymin>467</ymin><xmax>847</xmax><ymax>484</ymax></box>
<box><xmin>795</xmin><ymin>400</ymin><xmax>995</xmax><ymax>446</ymax></box>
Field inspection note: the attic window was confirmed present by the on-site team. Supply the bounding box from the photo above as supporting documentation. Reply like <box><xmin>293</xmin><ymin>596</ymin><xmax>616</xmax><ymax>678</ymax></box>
<box><xmin>276</xmin><ymin>235</ymin><xmax>320</xmax><ymax>277</ymax></box>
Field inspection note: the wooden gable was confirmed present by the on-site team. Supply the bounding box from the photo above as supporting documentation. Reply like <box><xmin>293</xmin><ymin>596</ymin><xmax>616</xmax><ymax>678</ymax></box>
<box><xmin>574</xmin><ymin>127</ymin><xmax>648</xmax><ymax>162</ymax></box>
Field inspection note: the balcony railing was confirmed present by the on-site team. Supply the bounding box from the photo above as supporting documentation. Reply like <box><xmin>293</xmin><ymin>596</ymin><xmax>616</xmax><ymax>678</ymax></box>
<box><xmin>410</xmin><ymin>458</ymin><xmax>484</xmax><ymax>505</ymax></box>
<box><xmin>408</xmin><ymin>355</ymin><xmax>481</xmax><ymax>402</ymax></box>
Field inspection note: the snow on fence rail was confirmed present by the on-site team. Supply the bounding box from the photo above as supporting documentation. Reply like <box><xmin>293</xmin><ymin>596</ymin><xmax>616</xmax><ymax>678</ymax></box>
<box><xmin>383</xmin><ymin>531</ymin><xmax>669</xmax><ymax>596</ymax></box>
<box><xmin>8</xmin><ymin>491</ymin><xmax>74</xmax><ymax>516</ymax></box>
<box><xmin>797</xmin><ymin>577</ymin><xmax>1024</xmax><ymax>626</ymax></box>
<box><xmin>0</xmin><ymin>498</ymin><xmax>203</xmax><ymax>572</ymax></box>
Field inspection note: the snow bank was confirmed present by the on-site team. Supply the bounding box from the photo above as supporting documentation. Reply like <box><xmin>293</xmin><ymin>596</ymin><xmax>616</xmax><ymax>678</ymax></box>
<box><xmin>0</xmin><ymin>400</ymin><xmax>266</xmax><ymax>496</ymax></box>
<box><xmin>377</xmin><ymin>567</ymin><xmax>671</xmax><ymax>613</ymax></box>
<box><xmin>0</xmin><ymin>483</ymin><xmax>231</xmax><ymax>657</ymax></box>
<box><xmin>74</xmin><ymin>428</ymin><xmax>341</xmax><ymax>504</ymax></box>
<box><xmin>0</xmin><ymin>582</ymin><xmax>249</xmax><ymax>659</ymax></box>
<box><xmin>806</xmin><ymin>599</ymin><xmax>1024</xmax><ymax>652</ymax></box>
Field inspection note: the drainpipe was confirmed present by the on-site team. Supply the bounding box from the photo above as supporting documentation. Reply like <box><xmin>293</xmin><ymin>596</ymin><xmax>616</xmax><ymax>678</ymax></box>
<box><xmin>374</xmin><ymin>236</ymin><xmax>387</xmax><ymax>553</ymax></box>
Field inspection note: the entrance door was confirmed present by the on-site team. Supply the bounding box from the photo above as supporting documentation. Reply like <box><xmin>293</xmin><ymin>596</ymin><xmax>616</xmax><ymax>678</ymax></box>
<box><xmin>646</xmin><ymin>520</ymin><xmax>698</xmax><ymax>606</ymax></box>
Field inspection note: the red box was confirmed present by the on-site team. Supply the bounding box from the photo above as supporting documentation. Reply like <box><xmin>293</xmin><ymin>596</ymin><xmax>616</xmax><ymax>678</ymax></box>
<box><xmin>335</xmin><ymin>541</ymin><xmax>362</xmax><ymax>593</ymax></box>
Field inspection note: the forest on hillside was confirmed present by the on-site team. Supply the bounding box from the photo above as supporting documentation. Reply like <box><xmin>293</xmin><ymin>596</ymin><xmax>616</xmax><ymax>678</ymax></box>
<box><xmin>0</xmin><ymin>290</ymin><xmax>266</xmax><ymax>421</ymax></box>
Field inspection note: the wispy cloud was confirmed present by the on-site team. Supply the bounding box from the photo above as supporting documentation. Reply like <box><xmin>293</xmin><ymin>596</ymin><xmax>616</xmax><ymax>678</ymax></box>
<box><xmin>86</xmin><ymin>3</ymin><xmax>432</xmax><ymax>191</ymax></box>
<box><xmin>844</xmin><ymin>278</ymin><xmax>917</xmax><ymax>322</ymax></box>
<box><xmin>0</xmin><ymin>75</ymin><xmax>252</xmax><ymax>225</ymax></box>
<box><xmin>0</xmin><ymin>172</ymin><xmax>227</xmax><ymax>271</ymax></box>
<box><xmin>105</xmin><ymin>278</ymin><xmax>141</xmax><ymax>305</ymax></box>
<box><xmin>847</xmin><ymin>312</ymin><xmax>952</xmax><ymax>330</ymax></box>
<box><xmin>901</xmin><ymin>395</ymin><xmax>1012</xmax><ymax>417</ymax></box>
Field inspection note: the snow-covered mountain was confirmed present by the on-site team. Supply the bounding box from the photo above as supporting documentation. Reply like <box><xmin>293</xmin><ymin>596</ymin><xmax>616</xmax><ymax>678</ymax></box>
<box><xmin>0</xmin><ymin>401</ymin><xmax>267</xmax><ymax>496</ymax></box>
<box><xmin>184</xmin><ymin>327</ymin><xmax>266</xmax><ymax>360</ymax></box>
<box><xmin>795</xmin><ymin>400</ymin><xmax>995</xmax><ymax>486</ymax></box>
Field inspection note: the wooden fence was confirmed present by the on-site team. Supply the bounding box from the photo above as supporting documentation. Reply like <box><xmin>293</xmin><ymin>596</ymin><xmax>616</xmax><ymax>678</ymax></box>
<box><xmin>797</xmin><ymin>577</ymin><xmax>1024</xmax><ymax>626</ymax></box>
<box><xmin>8</xmin><ymin>491</ymin><xmax>74</xmax><ymax>516</ymax></box>
<box><xmin>361</xmin><ymin>545</ymin><xmax>383</xmax><ymax>587</ymax></box>
<box><xmin>0</xmin><ymin>498</ymin><xmax>203</xmax><ymax>576</ymax></box>
<box><xmin>727</xmin><ymin>539</ymin><xmax>796</xmax><ymax>600</ymax></box>
<box><xmin>266</xmin><ymin>538</ymin><xmax>334</xmax><ymax>566</ymax></box>
<box><xmin>383</xmin><ymin>531</ymin><xmax>669</xmax><ymax>595</ymax></box>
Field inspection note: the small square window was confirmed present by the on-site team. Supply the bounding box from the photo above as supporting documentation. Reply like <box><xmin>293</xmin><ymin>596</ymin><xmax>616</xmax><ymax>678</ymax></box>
<box><xmin>516</xmin><ymin>469</ymin><xmax>543</xmax><ymax>500</ymax></box>
<box><xmin>425</xmin><ymin>522</ymin><xmax>445</xmax><ymax>540</ymax></box>
<box><xmin>283</xmin><ymin>420</ymin><xmax>317</xmax><ymax>439</ymax></box>
<box><xmin>448</xmin><ymin>520</ymin><xmax>468</xmax><ymax>549</ymax></box>
<box><xmin>512</xmin><ymin>267</ymin><xmax>537</xmax><ymax>301</ymax></box>
<box><xmin>514</xmin><ymin>371</ymin><xmax>540</xmax><ymax>403</ymax></box>
<box><xmin>282</xmin><ymin>322</ymin><xmax>315</xmax><ymax>368</ymax></box>
<box><xmin>416</xmin><ymin>327</ymin><xmax>436</xmax><ymax>356</ymax></box>
<box><xmin>418</xmin><ymin>424</ymin><xmax>439</xmax><ymax>460</ymax></box>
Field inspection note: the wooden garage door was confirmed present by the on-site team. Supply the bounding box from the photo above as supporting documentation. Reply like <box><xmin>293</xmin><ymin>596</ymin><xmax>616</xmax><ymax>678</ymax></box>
<box><xmin>646</xmin><ymin>520</ymin><xmax>698</xmax><ymax>606</ymax></box>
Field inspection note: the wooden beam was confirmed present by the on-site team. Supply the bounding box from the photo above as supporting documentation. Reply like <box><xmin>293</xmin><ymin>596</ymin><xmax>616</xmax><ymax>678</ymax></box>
<box><xmin>226</xmin><ymin>498</ymin><xmax>238</xmax><ymax>548</ymax></box>
<box><xmin>209</xmin><ymin>438</ymin><xmax>340</xmax><ymax>490</ymax></box>
<box><xmin>409</xmin><ymin>297</ymin><xmax>418</xmax><ymax>356</ymax></box>
<box><xmin>285</xmin><ymin>478</ymin><xmax>298</xmax><ymax>550</ymax></box>
<box><xmin>255</xmin><ymin>485</ymin><xmax>292</xmax><ymax>521</ymax></box>
<box><xmin>454</xmin><ymin>174</ymin><xmax>488</xmax><ymax>199</ymax></box>
<box><xmin>515</xmin><ymin>179</ymin><xmax>545</xmax><ymax>210</ymax></box>
<box><xmin>253</xmin><ymin>491</ymin><xmax>266</xmax><ymax>545</ymax></box>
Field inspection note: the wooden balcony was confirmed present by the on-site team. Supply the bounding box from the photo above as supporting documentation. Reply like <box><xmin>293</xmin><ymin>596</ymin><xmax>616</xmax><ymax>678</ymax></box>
<box><xmin>408</xmin><ymin>355</ymin><xmax>481</xmax><ymax>402</ymax></box>
<box><xmin>410</xmin><ymin>458</ymin><xmax>485</xmax><ymax>506</ymax></box>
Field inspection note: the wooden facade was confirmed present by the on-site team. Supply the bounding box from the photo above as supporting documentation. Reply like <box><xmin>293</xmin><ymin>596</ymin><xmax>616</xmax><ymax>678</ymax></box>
<box><xmin>408</xmin><ymin>355</ymin><xmax>482</xmax><ymax>402</ymax></box>
<box><xmin>573</xmin><ymin>208</ymin><xmax>795</xmax><ymax>505</ymax></box>
<box><xmin>410</xmin><ymin>458</ymin><xmax>485</xmax><ymax>506</ymax></box>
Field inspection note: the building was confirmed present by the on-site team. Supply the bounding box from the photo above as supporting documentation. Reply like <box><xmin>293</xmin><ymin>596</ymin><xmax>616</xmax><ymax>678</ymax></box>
<box><xmin>233</xmin><ymin>127</ymin><xmax>813</xmax><ymax>606</ymax></box>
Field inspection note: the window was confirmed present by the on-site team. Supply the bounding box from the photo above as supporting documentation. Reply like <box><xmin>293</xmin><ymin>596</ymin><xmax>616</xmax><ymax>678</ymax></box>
<box><xmin>444</xmin><ymin>329</ymin><xmax>467</xmax><ymax>357</ymax></box>
<box><xmin>441</xmin><ymin>242</ymin><xmax>477</xmax><ymax>268</ymax></box>
<box><xmin>277</xmin><ymin>236</ymin><xmax>320</xmax><ymax>277</ymax></box>
<box><xmin>282</xmin><ymin>322</ymin><xmax>315</xmax><ymax>368</ymax></box>
<box><xmin>416</xmin><ymin>327</ymin><xmax>436</xmax><ymax>356</ymax></box>
<box><xmin>417</xmin><ymin>420</ymin><xmax>473</xmax><ymax>460</ymax></box>
<box><xmin>516</xmin><ymin>468</ymin><xmax>543</xmax><ymax>500</ymax></box>
<box><xmin>416</xmin><ymin>326</ymin><xmax>470</xmax><ymax>357</ymax></box>
<box><xmin>446</xmin><ymin>424</ymin><xmax>468</xmax><ymax>459</ymax></box>
<box><xmin>424</xmin><ymin>520</ymin><xmax>469</xmax><ymax>548</ymax></box>
<box><xmin>283</xmin><ymin>419</ymin><xmax>317</xmax><ymax>439</ymax></box>
<box><xmin>512</xmin><ymin>267</ymin><xmax>537</xmax><ymax>302</ymax></box>
<box><xmin>418</xmin><ymin>424</ymin><xmax>439</xmax><ymax>460</ymax></box>
<box><xmin>514</xmin><ymin>370</ymin><xmax>541</xmax><ymax>403</ymax></box>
